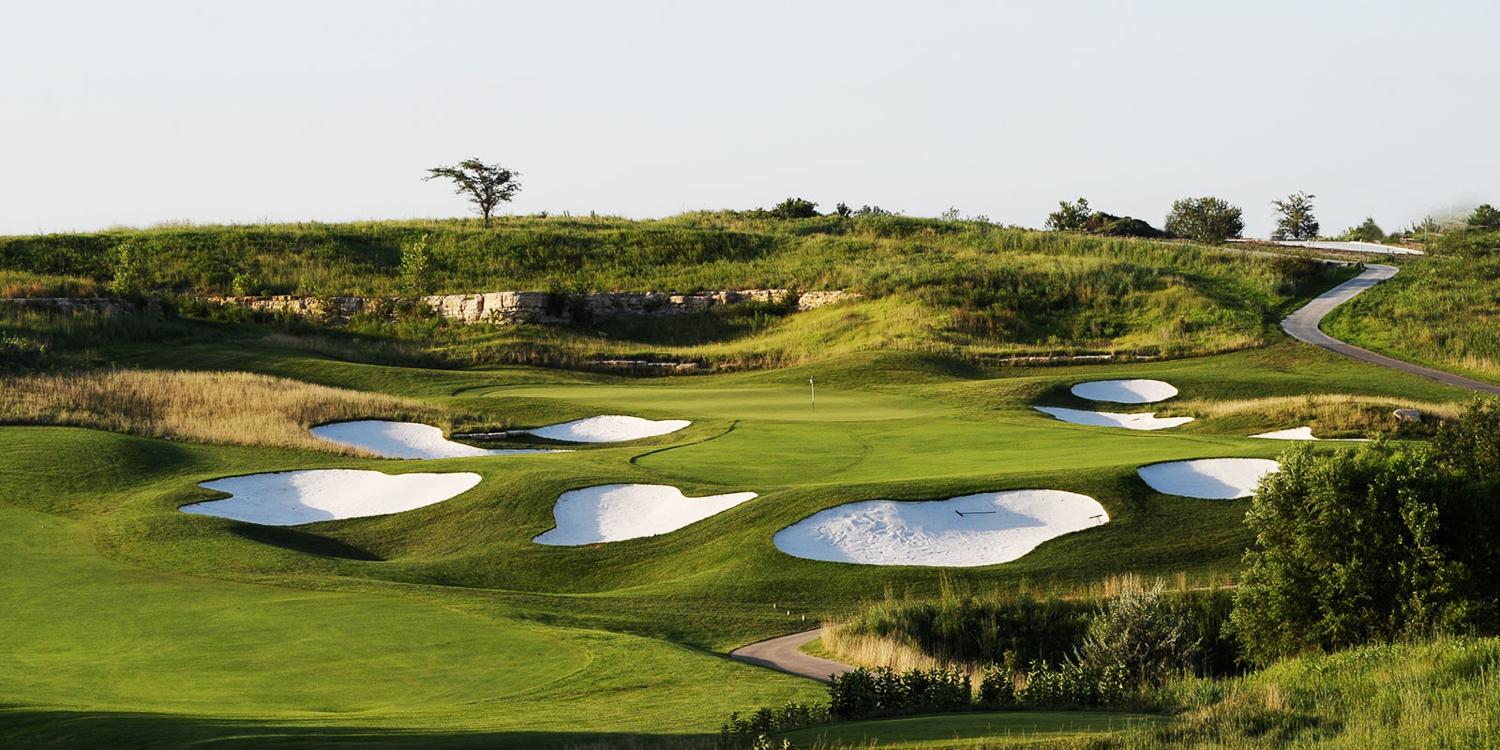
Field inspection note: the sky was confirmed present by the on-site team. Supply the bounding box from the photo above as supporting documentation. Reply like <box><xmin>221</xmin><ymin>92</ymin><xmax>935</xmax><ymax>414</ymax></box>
<box><xmin>3</xmin><ymin>0</ymin><xmax>1497</xmax><ymax>237</ymax></box>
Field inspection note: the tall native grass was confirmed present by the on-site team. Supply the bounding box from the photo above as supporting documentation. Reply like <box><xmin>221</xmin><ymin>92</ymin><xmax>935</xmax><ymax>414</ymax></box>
<box><xmin>1324</xmin><ymin>244</ymin><xmax>1500</xmax><ymax>385</ymax></box>
<box><xmin>1162</xmin><ymin>393</ymin><xmax>1463</xmax><ymax>437</ymax></box>
<box><xmin>0</xmin><ymin>214</ymin><xmax>1345</xmax><ymax>362</ymax></box>
<box><xmin>819</xmin><ymin>574</ymin><xmax>1239</xmax><ymax>683</ymax></box>
<box><xmin>0</xmin><ymin>369</ymin><xmax>442</xmax><ymax>454</ymax></box>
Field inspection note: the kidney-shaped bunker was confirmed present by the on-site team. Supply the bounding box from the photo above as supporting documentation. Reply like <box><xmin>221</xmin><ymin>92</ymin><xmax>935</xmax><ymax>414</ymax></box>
<box><xmin>1137</xmin><ymin>458</ymin><xmax>1279</xmax><ymax>499</ymax></box>
<box><xmin>182</xmin><ymin>469</ymin><xmax>483</xmax><ymax>526</ymax></box>
<box><xmin>533</xmin><ymin>484</ymin><xmax>757</xmax><ymax>545</ymax></box>
<box><xmin>1070</xmin><ymin>379</ymin><xmax>1178</xmax><ymax>404</ymax></box>
<box><xmin>773</xmin><ymin>490</ymin><xmax>1108</xmax><ymax>567</ymax></box>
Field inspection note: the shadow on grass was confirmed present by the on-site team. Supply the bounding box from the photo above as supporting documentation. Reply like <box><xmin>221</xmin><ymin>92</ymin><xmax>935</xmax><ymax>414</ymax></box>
<box><xmin>0</xmin><ymin>707</ymin><xmax>710</xmax><ymax>750</ymax></box>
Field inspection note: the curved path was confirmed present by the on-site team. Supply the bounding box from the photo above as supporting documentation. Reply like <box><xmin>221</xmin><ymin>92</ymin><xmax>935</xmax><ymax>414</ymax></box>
<box><xmin>730</xmin><ymin>629</ymin><xmax>854</xmax><ymax>682</ymax></box>
<box><xmin>1281</xmin><ymin>263</ymin><xmax>1500</xmax><ymax>396</ymax></box>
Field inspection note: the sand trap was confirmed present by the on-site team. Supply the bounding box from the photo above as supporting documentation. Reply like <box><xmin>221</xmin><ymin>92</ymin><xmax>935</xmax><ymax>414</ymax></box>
<box><xmin>1136</xmin><ymin>459</ymin><xmax>1279</xmax><ymax>499</ymax></box>
<box><xmin>1250</xmin><ymin>426</ymin><xmax>1368</xmax><ymax>441</ymax></box>
<box><xmin>1036</xmin><ymin>406</ymin><xmax>1193</xmax><ymax>431</ymax></box>
<box><xmin>772</xmin><ymin>490</ymin><xmax>1108</xmax><ymax>567</ymax></box>
<box><xmin>1070</xmin><ymin>379</ymin><xmax>1178</xmax><ymax>404</ymax></box>
<box><xmin>311</xmin><ymin>420</ymin><xmax>564</xmax><ymax>459</ymax></box>
<box><xmin>529</xmin><ymin>415</ymin><xmax>690</xmax><ymax>443</ymax></box>
<box><xmin>182</xmin><ymin>469</ymin><xmax>483</xmax><ymax>525</ymax></box>
<box><xmin>533</xmin><ymin>484</ymin><xmax>757</xmax><ymax>545</ymax></box>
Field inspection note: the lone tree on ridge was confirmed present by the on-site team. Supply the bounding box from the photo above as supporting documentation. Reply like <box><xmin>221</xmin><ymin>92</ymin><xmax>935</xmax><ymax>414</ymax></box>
<box><xmin>423</xmin><ymin>158</ymin><xmax>521</xmax><ymax>225</ymax></box>
<box><xmin>1270</xmin><ymin>191</ymin><xmax>1320</xmax><ymax>241</ymax></box>
<box><xmin>1164</xmin><ymin>196</ymin><xmax>1244</xmax><ymax>244</ymax></box>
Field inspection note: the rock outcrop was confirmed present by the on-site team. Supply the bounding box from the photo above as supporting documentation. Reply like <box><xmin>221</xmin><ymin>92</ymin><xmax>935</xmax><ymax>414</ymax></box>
<box><xmin>208</xmin><ymin>289</ymin><xmax>859</xmax><ymax>325</ymax></box>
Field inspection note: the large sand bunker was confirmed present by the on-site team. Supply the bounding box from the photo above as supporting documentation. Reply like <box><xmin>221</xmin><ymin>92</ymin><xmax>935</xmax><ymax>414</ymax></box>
<box><xmin>773</xmin><ymin>490</ymin><xmax>1108</xmax><ymax>567</ymax></box>
<box><xmin>1070</xmin><ymin>379</ymin><xmax>1178</xmax><ymax>404</ymax></box>
<box><xmin>1036</xmin><ymin>406</ymin><xmax>1193</xmax><ymax>430</ymax></box>
<box><xmin>529</xmin><ymin>415</ymin><xmax>691</xmax><ymax>443</ymax></box>
<box><xmin>1136</xmin><ymin>459</ymin><xmax>1279</xmax><ymax>499</ymax></box>
<box><xmin>182</xmin><ymin>469</ymin><xmax>483</xmax><ymax>525</ymax></box>
<box><xmin>533</xmin><ymin>484</ymin><xmax>757</xmax><ymax>545</ymax></box>
<box><xmin>1251</xmin><ymin>426</ymin><xmax>1367</xmax><ymax>441</ymax></box>
<box><xmin>311</xmin><ymin>420</ymin><xmax>562</xmax><ymax>459</ymax></box>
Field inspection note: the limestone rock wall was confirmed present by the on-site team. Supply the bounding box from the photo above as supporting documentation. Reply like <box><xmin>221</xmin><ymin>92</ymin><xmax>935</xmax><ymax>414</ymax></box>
<box><xmin>208</xmin><ymin>289</ymin><xmax>859</xmax><ymax>325</ymax></box>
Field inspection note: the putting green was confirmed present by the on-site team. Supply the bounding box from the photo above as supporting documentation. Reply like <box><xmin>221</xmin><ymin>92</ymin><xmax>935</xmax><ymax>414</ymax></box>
<box><xmin>491</xmin><ymin>383</ymin><xmax>941</xmax><ymax>422</ymax></box>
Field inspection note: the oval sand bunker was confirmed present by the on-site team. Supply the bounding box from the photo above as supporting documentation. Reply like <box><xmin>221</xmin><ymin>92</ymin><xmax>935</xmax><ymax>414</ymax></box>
<box><xmin>311</xmin><ymin>420</ymin><xmax>563</xmax><ymax>459</ymax></box>
<box><xmin>529</xmin><ymin>415</ymin><xmax>690</xmax><ymax>443</ymax></box>
<box><xmin>182</xmin><ymin>469</ymin><xmax>483</xmax><ymax>526</ymax></box>
<box><xmin>1071</xmin><ymin>379</ymin><xmax>1178</xmax><ymax>404</ymax></box>
<box><xmin>1137</xmin><ymin>459</ymin><xmax>1279</xmax><ymax>499</ymax></box>
<box><xmin>1036</xmin><ymin>406</ymin><xmax>1193</xmax><ymax>431</ymax></box>
<box><xmin>773</xmin><ymin>490</ymin><xmax>1108</xmax><ymax>567</ymax></box>
<box><xmin>533</xmin><ymin>484</ymin><xmax>757</xmax><ymax>545</ymax></box>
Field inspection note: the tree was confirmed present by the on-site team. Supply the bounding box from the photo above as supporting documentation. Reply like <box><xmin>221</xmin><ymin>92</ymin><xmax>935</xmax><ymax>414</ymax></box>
<box><xmin>423</xmin><ymin>158</ymin><xmax>521</xmax><ymax>225</ymax></box>
<box><xmin>1344</xmin><ymin>217</ymin><xmax>1386</xmax><ymax>243</ymax></box>
<box><xmin>1270</xmin><ymin>191</ymin><xmax>1320</xmax><ymax>240</ymax></box>
<box><xmin>1230</xmin><ymin>438</ymin><xmax>1500</xmax><ymax>665</ymax></box>
<box><xmin>767</xmin><ymin>197</ymin><xmax>819</xmax><ymax>219</ymax></box>
<box><xmin>398</xmin><ymin>234</ymin><xmax>434</xmax><ymax>298</ymax></box>
<box><xmin>1164</xmin><ymin>197</ymin><xmax>1244</xmax><ymax>244</ymax></box>
<box><xmin>106</xmin><ymin>243</ymin><xmax>146</xmax><ymax>297</ymax></box>
<box><xmin>1045</xmin><ymin>197</ymin><xmax>1091</xmax><ymax>232</ymax></box>
<box><xmin>1468</xmin><ymin>204</ymin><xmax>1500</xmax><ymax>228</ymax></box>
<box><xmin>834</xmin><ymin>202</ymin><xmax>853</xmax><ymax>219</ymax></box>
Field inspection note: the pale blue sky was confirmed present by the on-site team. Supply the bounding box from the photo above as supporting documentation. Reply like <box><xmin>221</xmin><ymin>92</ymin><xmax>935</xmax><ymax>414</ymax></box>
<box><xmin>3</xmin><ymin>0</ymin><xmax>1496</xmax><ymax>236</ymax></box>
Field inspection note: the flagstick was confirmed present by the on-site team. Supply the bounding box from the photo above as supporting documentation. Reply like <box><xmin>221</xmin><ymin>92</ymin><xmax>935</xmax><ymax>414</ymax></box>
<box><xmin>809</xmin><ymin>377</ymin><xmax>815</xmax><ymax>412</ymax></box>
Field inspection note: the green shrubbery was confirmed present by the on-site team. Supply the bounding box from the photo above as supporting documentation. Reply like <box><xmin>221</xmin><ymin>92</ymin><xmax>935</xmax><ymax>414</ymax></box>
<box><xmin>1233</xmin><ymin>400</ymin><xmax>1500</xmax><ymax>664</ymax></box>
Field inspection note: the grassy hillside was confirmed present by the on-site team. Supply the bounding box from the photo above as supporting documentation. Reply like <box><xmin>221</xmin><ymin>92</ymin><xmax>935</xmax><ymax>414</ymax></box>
<box><xmin>1</xmin><ymin>214</ymin><xmax>1348</xmax><ymax>364</ymax></box>
<box><xmin>1324</xmin><ymin>230</ymin><xmax>1500</xmax><ymax>386</ymax></box>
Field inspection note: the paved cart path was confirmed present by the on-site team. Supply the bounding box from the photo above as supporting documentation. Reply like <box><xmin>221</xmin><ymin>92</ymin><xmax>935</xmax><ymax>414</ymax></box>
<box><xmin>1281</xmin><ymin>263</ymin><xmax>1500</xmax><ymax>395</ymax></box>
<box><xmin>730</xmin><ymin>629</ymin><xmax>854</xmax><ymax>682</ymax></box>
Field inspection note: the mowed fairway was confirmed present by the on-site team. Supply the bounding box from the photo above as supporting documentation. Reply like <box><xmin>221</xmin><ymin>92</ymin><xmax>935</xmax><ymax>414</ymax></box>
<box><xmin>0</xmin><ymin>504</ymin><xmax>587</xmax><ymax>714</ymax></box>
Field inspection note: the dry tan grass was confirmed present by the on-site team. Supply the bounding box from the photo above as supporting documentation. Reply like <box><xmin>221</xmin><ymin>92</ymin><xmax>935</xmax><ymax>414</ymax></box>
<box><xmin>0</xmin><ymin>369</ymin><xmax>440</xmax><ymax>455</ymax></box>
<box><xmin>1166</xmin><ymin>393</ymin><xmax>1463</xmax><ymax>436</ymax></box>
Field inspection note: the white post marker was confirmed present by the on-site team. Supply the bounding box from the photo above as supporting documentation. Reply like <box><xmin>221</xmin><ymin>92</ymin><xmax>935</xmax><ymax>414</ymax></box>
<box><xmin>809</xmin><ymin>376</ymin><xmax>815</xmax><ymax>411</ymax></box>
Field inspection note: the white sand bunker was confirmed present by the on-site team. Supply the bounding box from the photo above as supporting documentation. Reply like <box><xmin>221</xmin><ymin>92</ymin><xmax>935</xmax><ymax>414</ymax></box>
<box><xmin>182</xmin><ymin>469</ymin><xmax>483</xmax><ymax>526</ymax></box>
<box><xmin>773</xmin><ymin>490</ymin><xmax>1108</xmax><ymax>567</ymax></box>
<box><xmin>311</xmin><ymin>420</ymin><xmax>563</xmax><ymax>459</ymax></box>
<box><xmin>1251</xmin><ymin>427</ymin><xmax>1367</xmax><ymax>441</ymax></box>
<box><xmin>1036</xmin><ymin>406</ymin><xmax>1193</xmax><ymax>431</ymax></box>
<box><xmin>533</xmin><ymin>484</ymin><xmax>756</xmax><ymax>545</ymax></box>
<box><xmin>1137</xmin><ymin>459</ymin><xmax>1280</xmax><ymax>499</ymax></box>
<box><xmin>1071</xmin><ymin>379</ymin><xmax>1178</xmax><ymax>404</ymax></box>
<box><xmin>529</xmin><ymin>415</ymin><xmax>690</xmax><ymax>443</ymax></box>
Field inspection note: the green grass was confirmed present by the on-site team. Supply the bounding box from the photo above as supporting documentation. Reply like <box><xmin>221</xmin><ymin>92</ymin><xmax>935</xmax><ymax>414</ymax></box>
<box><xmin>1</xmin><ymin>213</ymin><xmax>1351</xmax><ymax>363</ymax></box>
<box><xmin>777</xmin><ymin>712</ymin><xmax>1166</xmax><ymax>748</ymax></box>
<box><xmin>1324</xmin><ymin>247</ymin><xmax>1500</xmax><ymax>387</ymax></box>
<box><xmin>0</xmin><ymin>258</ymin><xmax>1488</xmax><ymax>748</ymax></box>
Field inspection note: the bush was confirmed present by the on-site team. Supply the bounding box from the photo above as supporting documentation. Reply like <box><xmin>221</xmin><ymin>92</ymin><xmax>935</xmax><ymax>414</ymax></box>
<box><xmin>1164</xmin><ymin>197</ymin><xmax>1245</xmax><ymax>244</ymax></box>
<box><xmin>1075</xmin><ymin>580</ymin><xmax>1199</xmax><ymax>688</ymax></box>
<box><xmin>766</xmin><ymin>197</ymin><xmax>819</xmax><ymax>219</ymax></box>
<box><xmin>1231</xmin><ymin>437</ymin><xmax>1500</xmax><ymax>665</ymax></box>
<box><xmin>105</xmin><ymin>243</ymin><xmax>147</xmax><ymax>297</ymax></box>
<box><xmin>1468</xmin><ymin>204</ymin><xmax>1500</xmax><ymax>228</ymax></box>
<box><xmin>1045</xmin><ymin>198</ymin><xmax>1091</xmax><ymax>231</ymax></box>
<box><xmin>398</xmin><ymin>234</ymin><xmax>434</xmax><ymax>298</ymax></box>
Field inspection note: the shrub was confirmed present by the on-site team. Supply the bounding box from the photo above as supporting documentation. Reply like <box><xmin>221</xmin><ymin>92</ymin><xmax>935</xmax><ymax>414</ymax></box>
<box><xmin>398</xmin><ymin>234</ymin><xmax>434</xmax><ymax>298</ymax></box>
<box><xmin>766</xmin><ymin>197</ymin><xmax>819</xmax><ymax>219</ymax></box>
<box><xmin>1045</xmin><ymin>198</ymin><xmax>1091</xmax><ymax>231</ymax></box>
<box><xmin>1468</xmin><ymin>204</ymin><xmax>1500</xmax><ymax>228</ymax></box>
<box><xmin>1232</xmin><ymin>439</ymin><xmax>1500</xmax><ymax>665</ymax></box>
<box><xmin>1075</xmin><ymin>579</ymin><xmax>1199</xmax><ymax>688</ymax></box>
<box><xmin>1164</xmin><ymin>197</ymin><xmax>1245</xmax><ymax>244</ymax></box>
<box><xmin>105</xmin><ymin>243</ymin><xmax>147</xmax><ymax>297</ymax></box>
